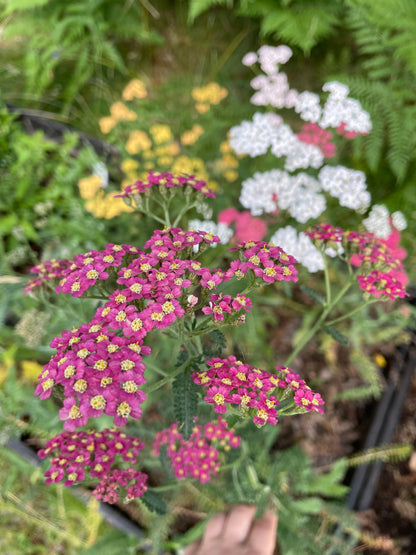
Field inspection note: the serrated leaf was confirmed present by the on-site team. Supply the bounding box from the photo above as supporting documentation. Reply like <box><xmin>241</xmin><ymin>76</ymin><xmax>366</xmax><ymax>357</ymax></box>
<box><xmin>203</xmin><ymin>329</ymin><xmax>226</xmax><ymax>357</ymax></box>
<box><xmin>172</xmin><ymin>370</ymin><xmax>198</xmax><ymax>440</ymax></box>
<box><xmin>300</xmin><ymin>285</ymin><xmax>325</xmax><ymax>305</ymax></box>
<box><xmin>140</xmin><ymin>490</ymin><xmax>167</xmax><ymax>515</ymax></box>
<box><xmin>322</xmin><ymin>325</ymin><xmax>348</xmax><ymax>346</ymax></box>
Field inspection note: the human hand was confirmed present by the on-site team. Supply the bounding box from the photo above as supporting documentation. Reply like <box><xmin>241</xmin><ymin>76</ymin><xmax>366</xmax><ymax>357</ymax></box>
<box><xmin>184</xmin><ymin>504</ymin><xmax>278</xmax><ymax>555</ymax></box>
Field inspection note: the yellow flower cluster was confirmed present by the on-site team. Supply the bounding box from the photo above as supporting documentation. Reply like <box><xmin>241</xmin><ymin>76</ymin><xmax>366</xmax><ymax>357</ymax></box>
<box><xmin>78</xmin><ymin>176</ymin><xmax>103</xmax><ymax>200</ymax></box>
<box><xmin>211</xmin><ymin>141</ymin><xmax>240</xmax><ymax>182</ymax></box>
<box><xmin>191</xmin><ymin>82</ymin><xmax>228</xmax><ymax>113</ymax></box>
<box><xmin>99</xmin><ymin>99</ymin><xmax>139</xmax><ymax>134</ymax></box>
<box><xmin>122</xmin><ymin>79</ymin><xmax>147</xmax><ymax>101</ymax></box>
<box><xmin>149</xmin><ymin>124</ymin><xmax>173</xmax><ymax>145</ymax></box>
<box><xmin>126</xmin><ymin>130</ymin><xmax>153</xmax><ymax>154</ymax></box>
<box><xmin>85</xmin><ymin>191</ymin><xmax>134</xmax><ymax>219</ymax></box>
<box><xmin>180</xmin><ymin>124</ymin><xmax>204</xmax><ymax>146</ymax></box>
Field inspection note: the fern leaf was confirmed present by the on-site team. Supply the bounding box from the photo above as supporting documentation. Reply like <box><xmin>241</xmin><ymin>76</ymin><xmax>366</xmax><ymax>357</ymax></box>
<box><xmin>172</xmin><ymin>369</ymin><xmax>198</xmax><ymax>440</ymax></box>
<box><xmin>348</xmin><ymin>443</ymin><xmax>412</xmax><ymax>467</ymax></box>
<box><xmin>140</xmin><ymin>490</ymin><xmax>167</xmax><ymax>514</ymax></box>
<box><xmin>188</xmin><ymin>0</ymin><xmax>232</xmax><ymax>22</ymax></box>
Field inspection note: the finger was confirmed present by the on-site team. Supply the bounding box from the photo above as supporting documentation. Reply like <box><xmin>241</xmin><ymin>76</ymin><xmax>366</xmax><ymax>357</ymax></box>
<box><xmin>202</xmin><ymin>512</ymin><xmax>226</xmax><ymax>542</ymax></box>
<box><xmin>247</xmin><ymin>511</ymin><xmax>278</xmax><ymax>555</ymax></box>
<box><xmin>222</xmin><ymin>504</ymin><xmax>257</xmax><ymax>544</ymax></box>
<box><xmin>183</xmin><ymin>540</ymin><xmax>201</xmax><ymax>555</ymax></box>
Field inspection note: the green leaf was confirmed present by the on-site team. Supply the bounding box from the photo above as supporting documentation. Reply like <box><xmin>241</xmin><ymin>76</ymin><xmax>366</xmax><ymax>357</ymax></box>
<box><xmin>290</xmin><ymin>496</ymin><xmax>323</xmax><ymax>514</ymax></box>
<box><xmin>188</xmin><ymin>0</ymin><xmax>232</xmax><ymax>23</ymax></box>
<box><xmin>172</xmin><ymin>369</ymin><xmax>198</xmax><ymax>440</ymax></box>
<box><xmin>140</xmin><ymin>489</ymin><xmax>167</xmax><ymax>515</ymax></box>
<box><xmin>203</xmin><ymin>329</ymin><xmax>226</xmax><ymax>357</ymax></box>
<box><xmin>322</xmin><ymin>325</ymin><xmax>348</xmax><ymax>346</ymax></box>
<box><xmin>300</xmin><ymin>285</ymin><xmax>325</xmax><ymax>305</ymax></box>
<box><xmin>2</xmin><ymin>0</ymin><xmax>51</xmax><ymax>14</ymax></box>
<box><xmin>79</xmin><ymin>530</ymin><xmax>138</xmax><ymax>554</ymax></box>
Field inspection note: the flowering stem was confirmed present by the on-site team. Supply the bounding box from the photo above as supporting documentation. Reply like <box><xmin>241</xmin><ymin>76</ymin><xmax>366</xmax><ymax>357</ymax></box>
<box><xmin>143</xmin><ymin>357</ymin><xmax>192</xmax><ymax>394</ymax></box>
<box><xmin>326</xmin><ymin>298</ymin><xmax>377</xmax><ymax>326</ymax></box>
<box><xmin>284</xmin><ymin>279</ymin><xmax>354</xmax><ymax>366</ymax></box>
<box><xmin>172</xmin><ymin>199</ymin><xmax>197</xmax><ymax>227</ymax></box>
<box><xmin>323</xmin><ymin>253</ymin><xmax>332</xmax><ymax>305</ymax></box>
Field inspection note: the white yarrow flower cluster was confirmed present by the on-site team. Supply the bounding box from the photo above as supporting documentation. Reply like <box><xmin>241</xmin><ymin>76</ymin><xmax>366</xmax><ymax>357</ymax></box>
<box><xmin>362</xmin><ymin>204</ymin><xmax>407</xmax><ymax>238</ymax></box>
<box><xmin>229</xmin><ymin>112</ymin><xmax>281</xmax><ymax>157</ymax></box>
<box><xmin>270</xmin><ymin>226</ymin><xmax>324</xmax><ymax>272</ymax></box>
<box><xmin>229</xmin><ymin>114</ymin><xmax>323</xmax><ymax>171</ymax></box>
<box><xmin>188</xmin><ymin>219</ymin><xmax>233</xmax><ymax>247</ymax></box>
<box><xmin>320</xmin><ymin>81</ymin><xmax>372</xmax><ymax>133</ymax></box>
<box><xmin>239</xmin><ymin>170</ymin><xmax>286</xmax><ymax>216</ymax></box>
<box><xmin>318</xmin><ymin>165</ymin><xmax>371</xmax><ymax>213</ymax></box>
<box><xmin>250</xmin><ymin>73</ymin><xmax>298</xmax><ymax>109</ymax></box>
<box><xmin>294</xmin><ymin>91</ymin><xmax>322</xmax><ymax>123</ymax></box>
<box><xmin>240</xmin><ymin>170</ymin><xmax>326</xmax><ymax>223</ymax></box>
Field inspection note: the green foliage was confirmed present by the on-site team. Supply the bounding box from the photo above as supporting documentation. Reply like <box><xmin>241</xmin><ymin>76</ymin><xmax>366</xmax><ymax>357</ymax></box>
<box><xmin>1</xmin><ymin>0</ymin><xmax>163</xmax><ymax>112</ymax></box>
<box><xmin>300</xmin><ymin>285</ymin><xmax>326</xmax><ymax>306</ymax></box>
<box><xmin>0</xmin><ymin>106</ymin><xmax>132</xmax><ymax>266</ymax></box>
<box><xmin>189</xmin><ymin>0</ymin><xmax>344</xmax><ymax>52</ymax></box>
<box><xmin>322</xmin><ymin>325</ymin><xmax>349</xmax><ymax>346</ymax></box>
<box><xmin>140</xmin><ymin>490</ymin><xmax>168</xmax><ymax>515</ymax></box>
<box><xmin>331</xmin><ymin>1</ymin><xmax>416</xmax><ymax>183</ymax></box>
<box><xmin>172</xmin><ymin>363</ymin><xmax>199</xmax><ymax>441</ymax></box>
<box><xmin>348</xmin><ymin>443</ymin><xmax>413</xmax><ymax>467</ymax></box>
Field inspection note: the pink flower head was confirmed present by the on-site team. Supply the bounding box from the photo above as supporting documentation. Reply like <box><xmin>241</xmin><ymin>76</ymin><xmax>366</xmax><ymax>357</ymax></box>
<box><xmin>116</xmin><ymin>172</ymin><xmax>216</xmax><ymax>200</ymax></box>
<box><xmin>336</xmin><ymin>122</ymin><xmax>359</xmax><ymax>139</ymax></box>
<box><xmin>297</xmin><ymin>123</ymin><xmax>336</xmax><ymax>158</ymax></box>
<box><xmin>153</xmin><ymin>418</ymin><xmax>240</xmax><ymax>484</ymax></box>
<box><xmin>218</xmin><ymin>208</ymin><xmax>267</xmax><ymax>243</ymax></box>
<box><xmin>39</xmin><ymin>429</ymin><xmax>147</xmax><ymax>503</ymax></box>
<box><xmin>192</xmin><ymin>357</ymin><xmax>324</xmax><ymax>426</ymax></box>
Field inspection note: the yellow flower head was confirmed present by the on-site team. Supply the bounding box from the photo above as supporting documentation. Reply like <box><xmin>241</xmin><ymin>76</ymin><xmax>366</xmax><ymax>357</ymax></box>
<box><xmin>223</xmin><ymin>170</ymin><xmax>238</xmax><ymax>182</ymax></box>
<box><xmin>180</xmin><ymin>124</ymin><xmax>204</xmax><ymax>145</ymax></box>
<box><xmin>121</xmin><ymin>159</ymin><xmax>139</xmax><ymax>173</ymax></box>
<box><xmin>126</xmin><ymin>130</ymin><xmax>152</xmax><ymax>154</ymax></box>
<box><xmin>122</xmin><ymin>79</ymin><xmax>147</xmax><ymax>101</ymax></box>
<box><xmin>99</xmin><ymin>116</ymin><xmax>117</xmax><ymax>134</ymax></box>
<box><xmin>195</xmin><ymin>103</ymin><xmax>210</xmax><ymax>114</ymax></box>
<box><xmin>78</xmin><ymin>176</ymin><xmax>103</xmax><ymax>200</ymax></box>
<box><xmin>192</xmin><ymin>82</ymin><xmax>228</xmax><ymax>105</ymax></box>
<box><xmin>22</xmin><ymin>360</ymin><xmax>44</xmax><ymax>384</ymax></box>
<box><xmin>149</xmin><ymin>124</ymin><xmax>173</xmax><ymax>144</ymax></box>
<box><xmin>110</xmin><ymin>102</ymin><xmax>137</xmax><ymax>122</ymax></box>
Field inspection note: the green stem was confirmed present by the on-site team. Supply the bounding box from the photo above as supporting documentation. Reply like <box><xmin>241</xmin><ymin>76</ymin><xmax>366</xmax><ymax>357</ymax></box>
<box><xmin>172</xmin><ymin>198</ymin><xmax>195</xmax><ymax>227</ymax></box>
<box><xmin>326</xmin><ymin>298</ymin><xmax>377</xmax><ymax>326</ymax></box>
<box><xmin>142</xmin><ymin>357</ymin><xmax>191</xmax><ymax>394</ymax></box>
<box><xmin>323</xmin><ymin>253</ymin><xmax>332</xmax><ymax>305</ymax></box>
<box><xmin>284</xmin><ymin>279</ymin><xmax>354</xmax><ymax>366</ymax></box>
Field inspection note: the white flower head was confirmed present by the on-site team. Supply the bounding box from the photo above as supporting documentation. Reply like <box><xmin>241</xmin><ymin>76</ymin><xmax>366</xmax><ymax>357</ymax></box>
<box><xmin>188</xmin><ymin>219</ymin><xmax>233</xmax><ymax>247</ymax></box>
<box><xmin>270</xmin><ymin>226</ymin><xmax>324</xmax><ymax>272</ymax></box>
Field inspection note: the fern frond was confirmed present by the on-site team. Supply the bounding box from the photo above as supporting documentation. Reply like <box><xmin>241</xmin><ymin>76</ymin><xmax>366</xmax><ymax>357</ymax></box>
<box><xmin>348</xmin><ymin>443</ymin><xmax>412</xmax><ymax>467</ymax></box>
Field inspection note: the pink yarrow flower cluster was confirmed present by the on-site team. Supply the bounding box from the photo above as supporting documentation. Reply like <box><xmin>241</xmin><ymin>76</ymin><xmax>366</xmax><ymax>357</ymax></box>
<box><xmin>38</xmin><ymin>428</ymin><xmax>147</xmax><ymax>503</ymax></box>
<box><xmin>297</xmin><ymin>123</ymin><xmax>336</xmax><ymax>158</ymax></box>
<box><xmin>218</xmin><ymin>207</ymin><xmax>268</xmax><ymax>243</ymax></box>
<box><xmin>30</xmin><ymin>220</ymin><xmax>300</xmax><ymax>431</ymax></box>
<box><xmin>230</xmin><ymin>240</ymin><xmax>299</xmax><ymax>284</ymax></box>
<box><xmin>26</xmin><ymin>243</ymin><xmax>141</xmax><ymax>297</ymax></box>
<box><xmin>116</xmin><ymin>171</ymin><xmax>216</xmax><ymax>199</ymax></box>
<box><xmin>306</xmin><ymin>223</ymin><xmax>407</xmax><ymax>300</ymax></box>
<box><xmin>153</xmin><ymin>418</ymin><xmax>240</xmax><ymax>484</ymax></box>
<box><xmin>192</xmin><ymin>356</ymin><xmax>324</xmax><ymax>427</ymax></box>
<box><xmin>202</xmin><ymin>293</ymin><xmax>252</xmax><ymax>323</ymax></box>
